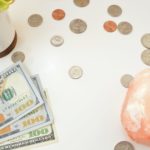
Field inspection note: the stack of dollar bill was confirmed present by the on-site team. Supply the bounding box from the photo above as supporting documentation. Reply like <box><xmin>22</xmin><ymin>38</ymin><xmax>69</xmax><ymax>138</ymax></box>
<box><xmin>0</xmin><ymin>62</ymin><xmax>56</xmax><ymax>150</ymax></box>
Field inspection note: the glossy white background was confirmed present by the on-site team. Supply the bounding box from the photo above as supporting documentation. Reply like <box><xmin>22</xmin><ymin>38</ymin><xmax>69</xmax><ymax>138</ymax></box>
<box><xmin>0</xmin><ymin>0</ymin><xmax>150</xmax><ymax>149</ymax></box>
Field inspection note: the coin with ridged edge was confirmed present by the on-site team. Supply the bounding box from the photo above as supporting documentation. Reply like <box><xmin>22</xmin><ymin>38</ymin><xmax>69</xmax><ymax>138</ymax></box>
<box><xmin>114</xmin><ymin>141</ymin><xmax>134</xmax><ymax>150</ymax></box>
<box><xmin>141</xmin><ymin>33</ymin><xmax>150</xmax><ymax>49</ymax></box>
<box><xmin>70</xmin><ymin>19</ymin><xmax>87</xmax><ymax>34</ymax></box>
<box><xmin>28</xmin><ymin>14</ymin><xmax>43</xmax><ymax>27</ymax></box>
<box><xmin>118</xmin><ymin>21</ymin><xmax>133</xmax><ymax>35</ymax></box>
<box><xmin>50</xmin><ymin>35</ymin><xmax>64</xmax><ymax>47</ymax></box>
<box><xmin>73</xmin><ymin>0</ymin><xmax>89</xmax><ymax>7</ymax></box>
<box><xmin>69</xmin><ymin>66</ymin><xmax>83</xmax><ymax>79</ymax></box>
<box><xmin>120</xmin><ymin>74</ymin><xmax>134</xmax><ymax>88</ymax></box>
<box><xmin>107</xmin><ymin>5</ymin><xmax>122</xmax><ymax>17</ymax></box>
<box><xmin>141</xmin><ymin>49</ymin><xmax>150</xmax><ymax>66</ymax></box>
<box><xmin>11</xmin><ymin>51</ymin><xmax>25</xmax><ymax>63</ymax></box>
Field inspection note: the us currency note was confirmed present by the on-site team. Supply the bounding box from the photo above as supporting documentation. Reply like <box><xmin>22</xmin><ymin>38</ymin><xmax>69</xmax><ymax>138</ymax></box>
<box><xmin>0</xmin><ymin>75</ymin><xmax>53</xmax><ymax>142</ymax></box>
<box><xmin>0</xmin><ymin>63</ymin><xmax>44</xmax><ymax>129</ymax></box>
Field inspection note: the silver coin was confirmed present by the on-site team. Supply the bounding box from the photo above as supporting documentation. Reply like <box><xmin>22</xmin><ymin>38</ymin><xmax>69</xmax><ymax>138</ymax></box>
<box><xmin>50</xmin><ymin>35</ymin><xmax>64</xmax><ymax>47</ymax></box>
<box><xmin>70</xmin><ymin>19</ymin><xmax>87</xmax><ymax>34</ymax></box>
<box><xmin>11</xmin><ymin>51</ymin><xmax>25</xmax><ymax>63</ymax></box>
<box><xmin>114</xmin><ymin>141</ymin><xmax>134</xmax><ymax>150</ymax></box>
<box><xmin>69</xmin><ymin>66</ymin><xmax>83</xmax><ymax>79</ymax></box>
<box><xmin>28</xmin><ymin>14</ymin><xmax>43</xmax><ymax>27</ymax></box>
<box><xmin>118</xmin><ymin>22</ymin><xmax>133</xmax><ymax>35</ymax></box>
<box><xmin>107</xmin><ymin>5</ymin><xmax>122</xmax><ymax>17</ymax></box>
<box><xmin>141</xmin><ymin>33</ymin><xmax>150</xmax><ymax>48</ymax></box>
<box><xmin>120</xmin><ymin>74</ymin><xmax>134</xmax><ymax>88</ymax></box>
<box><xmin>141</xmin><ymin>49</ymin><xmax>150</xmax><ymax>66</ymax></box>
<box><xmin>73</xmin><ymin>0</ymin><xmax>89</xmax><ymax>7</ymax></box>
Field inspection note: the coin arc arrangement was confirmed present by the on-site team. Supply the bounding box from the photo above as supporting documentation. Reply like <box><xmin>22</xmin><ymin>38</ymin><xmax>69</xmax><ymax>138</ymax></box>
<box><xmin>5</xmin><ymin>0</ymin><xmax>150</xmax><ymax>150</ymax></box>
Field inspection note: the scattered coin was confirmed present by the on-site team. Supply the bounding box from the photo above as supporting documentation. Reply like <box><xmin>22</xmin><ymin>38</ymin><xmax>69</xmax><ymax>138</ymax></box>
<box><xmin>114</xmin><ymin>141</ymin><xmax>134</xmax><ymax>150</ymax></box>
<box><xmin>107</xmin><ymin>5</ymin><xmax>122</xmax><ymax>17</ymax></box>
<box><xmin>73</xmin><ymin>0</ymin><xmax>89</xmax><ymax>7</ymax></box>
<box><xmin>11</xmin><ymin>51</ymin><xmax>25</xmax><ymax>63</ymax></box>
<box><xmin>141</xmin><ymin>33</ymin><xmax>150</xmax><ymax>49</ymax></box>
<box><xmin>118</xmin><ymin>22</ymin><xmax>133</xmax><ymax>35</ymax></box>
<box><xmin>69</xmin><ymin>66</ymin><xmax>83</xmax><ymax>79</ymax></box>
<box><xmin>141</xmin><ymin>49</ymin><xmax>150</xmax><ymax>66</ymax></box>
<box><xmin>52</xmin><ymin>9</ymin><xmax>65</xmax><ymax>20</ymax></box>
<box><xmin>50</xmin><ymin>35</ymin><xmax>64</xmax><ymax>47</ymax></box>
<box><xmin>103</xmin><ymin>20</ymin><xmax>117</xmax><ymax>32</ymax></box>
<box><xmin>70</xmin><ymin>19</ymin><xmax>87</xmax><ymax>34</ymax></box>
<box><xmin>28</xmin><ymin>14</ymin><xmax>43</xmax><ymax>27</ymax></box>
<box><xmin>120</xmin><ymin>74</ymin><xmax>134</xmax><ymax>88</ymax></box>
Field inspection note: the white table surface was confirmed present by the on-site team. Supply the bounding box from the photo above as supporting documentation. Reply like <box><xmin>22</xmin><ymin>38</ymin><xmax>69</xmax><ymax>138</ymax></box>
<box><xmin>0</xmin><ymin>0</ymin><xmax>150</xmax><ymax>149</ymax></box>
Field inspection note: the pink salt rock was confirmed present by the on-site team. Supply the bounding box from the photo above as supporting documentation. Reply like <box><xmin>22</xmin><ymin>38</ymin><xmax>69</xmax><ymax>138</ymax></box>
<box><xmin>121</xmin><ymin>69</ymin><xmax>150</xmax><ymax>145</ymax></box>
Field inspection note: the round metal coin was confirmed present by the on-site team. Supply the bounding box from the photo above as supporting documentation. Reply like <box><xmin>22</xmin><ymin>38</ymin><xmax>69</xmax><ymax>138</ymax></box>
<box><xmin>52</xmin><ymin>9</ymin><xmax>65</xmax><ymax>20</ymax></box>
<box><xmin>69</xmin><ymin>66</ymin><xmax>83</xmax><ymax>79</ymax></box>
<box><xmin>141</xmin><ymin>49</ymin><xmax>150</xmax><ymax>66</ymax></box>
<box><xmin>141</xmin><ymin>33</ymin><xmax>150</xmax><ymax>48</ymax></box>
<box><xmin>11</xmin><ymin>51</ymin><xmax>25</xmax><ymax>63</ymax></box>
<box><xmin>103</xmin><ymin>20</ymin><xmax>117</xmax><ymax>32</ymax></box>
<box><xmin>118</xmin><ymin>22</ymin><xmax>133</xmax><ymax>35</ymax></box>
<box><xmin>28</xmin><ymin>14</ymin><xmax>43</xmax><ymax>27</ymax></box>
<box><xmin>70</xmin><ymin>19</ymin><xmax>87</xmax><ymax>34</ymax></box>
<box><xmin>50</xmin><ymin>35</ymin><xmax>64</xmax><ymax>47</ymax></box>
<box><xmin>120</xmin><ymin>74</ymin><xmax>134</xmax><ymax>88</ymax></box>
<box><xmin>114</xmin><ymin>141</ymin><xmax>134</xmax><ymax>150</ymax></box>
<box><xmin>73</xmin><ymin>0</ymin><xmax>89</xmax><ymax>7</ymax></box>
<box><xmin>107</xmin><ymin>5</ymin><xmax>122</xmax><ymax>17</ymax></box>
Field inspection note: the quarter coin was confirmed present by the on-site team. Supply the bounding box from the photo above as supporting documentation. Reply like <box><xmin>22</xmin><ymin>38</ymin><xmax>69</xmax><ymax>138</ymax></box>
<box><xmin>11</xmin><ymin>51</ymin><xmax>25</xmax><ymax>63</ymax></box>
<box><xmin>70</xmin><ymin>19</ymin><xmax>87</xmax><ymax>34</ymax></box>
<box><xmin>50</xmin><ymin>35</ymin><xmax>64</xmax><ymax>47</ymax></box>
<box><xmin>141</xmin><ymin>49</ymin><xmax>150</xmax><ymax>66</ymax></box>
<box><xmin>141</xmin><ymin>33</ymin><xmax>150</xmax><ymax>48</ymax></box>
<box><xmin>73</xmin><ymin>0</ymin><xmax>89</xmax><ymax>7</ymax></box>
<box><xmin>28</xmin><ymin>14</ymin><xmax>43</xmax><ymax>27</ymax></box>
<box><xmin>114</xmin><ymin>141</ymin><xmax>134</xmax><ymax>150</ymax></box>
<box><xmin>107</xmin><ymin>5</ymin><xmax>122</xmax><ymax>17</ymax></box>
<box><xmin>52</xmin><ymin>9</ymin><xmax>65</xmax><ymax>20</ymax></box>
<box><xmin>103</xmin><ymin>20</ymin><xmax>117</xmax><ymax>32</ymax></box>
<box><xmin>120</xmin><ymin>74</ymin><xmax>134</xmax><ymax>88</ymax></box>
<box><xmin>118</xmin><ymin>22</ymin><xmax>133</xmax><ymax>35</ymax></box>
<box><xmin>69</xmin><ymin>66</ymin><xmax>83</xmax><ymax>79</ymax></box>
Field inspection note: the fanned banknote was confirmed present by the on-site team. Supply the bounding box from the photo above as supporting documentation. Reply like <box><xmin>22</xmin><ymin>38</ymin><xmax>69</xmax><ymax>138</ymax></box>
<box><xmin>0</xmin><ymin>75</ymin><xmax>53</xmax><ymax>142</ymax></box>
<box><xmin>0</xmin><ymin>63</ymin><xmax>44</xmax><ymax>129</ymax></box>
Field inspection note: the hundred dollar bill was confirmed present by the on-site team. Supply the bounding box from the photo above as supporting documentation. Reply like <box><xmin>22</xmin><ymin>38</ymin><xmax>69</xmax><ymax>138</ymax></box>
<box><xmin>0</xmin><ymin>62</ymin><xmax>44</xmax><ymax>129</ymax></box>
<box><xmin>0</xmin><ymin>75</ymin><xmax>53</xmax><ymax>142</ymax></box>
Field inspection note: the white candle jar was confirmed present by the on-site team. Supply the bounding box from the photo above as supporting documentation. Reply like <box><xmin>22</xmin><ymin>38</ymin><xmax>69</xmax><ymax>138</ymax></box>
<box><xmin>0</xmin><ymin>11</ymin><xmax>17</xmax><ymax>58</ymax></box>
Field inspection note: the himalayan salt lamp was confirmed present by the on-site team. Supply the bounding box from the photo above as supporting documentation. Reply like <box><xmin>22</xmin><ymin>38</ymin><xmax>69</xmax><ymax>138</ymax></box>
<box><xmin>121</xmin><ymin>69</ymin><xmax>150</xmax><ymax>145</ymax></box>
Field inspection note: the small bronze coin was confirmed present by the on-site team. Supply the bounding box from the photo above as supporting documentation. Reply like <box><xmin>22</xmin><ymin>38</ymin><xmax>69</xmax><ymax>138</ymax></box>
<box><xmin>141</xmin><ymin>49</ymin><xmax>150</xmax><ymax>66</ymax></box>
<box><xmin>120</xmin><ymin>74</ymin><xmax>134</xmax><ymax>88</ymax></box>
<box><xmin>28</xmin><ymin>14</ymin><xmax>43</xmax><ymax>27</ymax></box>
<box><xmin>107</xmin><ymin>5</ymin><xmax>122</xmax><ymax>17</ymax></box>
<box><xmin>118</xmin><ymin>22</ymin><xmax>133</xmax><ymax>35</ymax></box>
<box><xmin>141</xmin><ymin>33</ymin><xmax>150</xmax><ymax>49</ymax></box>
<box><xmin>11</xmin><ymin>51</ymin><xmax>25</xmax><ymax>63</ymax></box>
<box><xmin>114</xmin><ymin>141</ymin><xmax>134</xmax><ymax>150</ymax></box>
<box><xmin>73</xmin><ymin>0</ymin><xmax>89</xmax><ymax>7</ymax></box>
<box><xmin>52</xmin><ymin>9</ymin><xmax>65</xmax><ymax>20</ymax></box>
<box><xmin>103</xmin><ymin>20</ymin><xmax>117</xmax><ymax>32</ymax></box>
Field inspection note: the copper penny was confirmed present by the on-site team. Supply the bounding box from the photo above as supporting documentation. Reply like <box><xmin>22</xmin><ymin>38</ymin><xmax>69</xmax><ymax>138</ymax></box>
<box><xmin>103</xmin><ymin>20</ymin><xmax>117</xmax><ymax>32</ymax></box>
<box><xmin>52</xmin><ymin>9</ymin><xmax>65</xmax><ymax>20</ymax></box>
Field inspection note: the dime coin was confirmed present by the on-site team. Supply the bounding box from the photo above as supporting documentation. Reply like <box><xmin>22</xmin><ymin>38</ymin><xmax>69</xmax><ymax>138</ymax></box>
<box><xmin>52</xmin><ymin>9</ymin><xmax>65</xmax><ymax>20</ymax></box>
<box><xmin>103</xmin><ymin>20</ymin><xmax>117</xmax><ymax>32</ymax></box>
<box><xmin>120</xmin><ymin>74</ymin><xmax>134</xmax><ymax>88</ymax></box>
<box><xmin>50</xmin><ymin>35</ymin><xmax>64</xmax><ymax>47</ymax></box>
<box><xmin>69</xmin><ymin>66</ymin><xmax>83</xmax><ymax>79</ymax></box>
<box><xmin>141</xmin><ymin>49</ymin><xmax>150</xmax><ymax>66</ymax></box>
<box><xmin>118</xmin><ymin>22</ymin><xmax>133</xmax><ymax>35</ymax></box>
<box><xmin>11</xmin><ymin>51</ymin><xmax>25</xmax><ymax>63</ymax></box>
<box><xmin>73</xmin><ymin>0</ymin><xmax>89</xmax><ymax>7</ymax></box>
<box><xmin>70</xmin><ymin>19</ymin><xmax>87</xmax><ymax>34</ymax></box>
<box><xmin>107</xmin><ymin>5</ymin><xmax>122</xmax><ymax>17</ymax></box>
<box><xmin>28</xmin><ymin>14</ymin><xmax>43</xmax><ymax>27</ymax></box>
<box><xmin>114</xmin><ymin>141</ymin><xmax>134</xmax><ymax>150</ymax></box>
<box><xmin>141</xmin><ymin>33</ymin><xmax>150</xmax><ymax>48</ymax></box>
